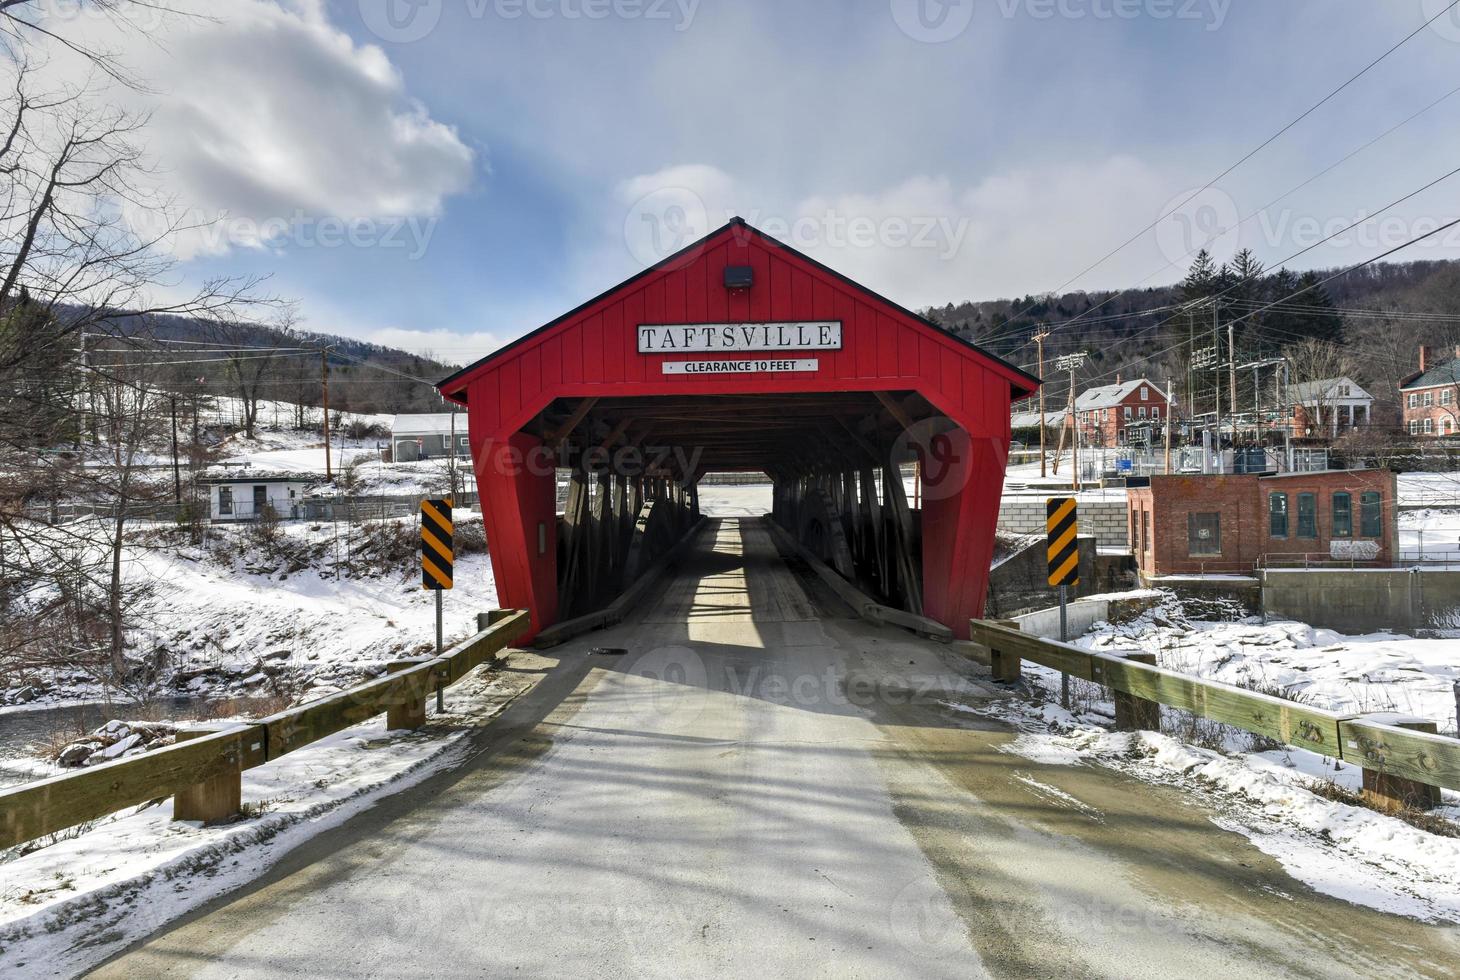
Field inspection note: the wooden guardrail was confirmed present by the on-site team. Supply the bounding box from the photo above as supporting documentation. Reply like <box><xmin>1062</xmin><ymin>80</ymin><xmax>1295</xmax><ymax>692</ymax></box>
<box><xmin>969</xmin><ymin>618</ymin><xmax>1460</xmax><ymax>812</ymax></box>
<box><xmin>0</xmin><ymin>610</ymin><xmax>530</xmax><ymax>850</ymax></box>
<box><xmin>765</xmin><ymin>518</ymin><xmax>954</xmax><ymax>641</ymax></box>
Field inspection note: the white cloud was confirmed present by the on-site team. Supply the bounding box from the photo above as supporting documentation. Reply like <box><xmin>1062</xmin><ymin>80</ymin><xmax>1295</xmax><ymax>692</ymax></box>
<box><xmin>360</xmin><ymin>328</ymin><xmax>504</xmax><ymax>368</ymax></box>
<box><xmin>584</xmin><ymin>157</ymin><xmax>1180</xmax><ymax>309</ymax></box>
<box><xmin>31</xmin><ymin>0</ymin><xmax>476</xmax><ymax>258</ymax></box>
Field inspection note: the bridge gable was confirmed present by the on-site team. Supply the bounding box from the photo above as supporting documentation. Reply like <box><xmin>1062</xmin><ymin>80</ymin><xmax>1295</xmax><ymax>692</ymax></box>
<box><xmin>440</xmin><ymin>218</ymin><xmax>1036</xmax><ymax>439</ymax></box>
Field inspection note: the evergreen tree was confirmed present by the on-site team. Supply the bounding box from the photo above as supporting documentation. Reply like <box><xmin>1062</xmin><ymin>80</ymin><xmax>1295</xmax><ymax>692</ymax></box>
<box><xmin>1294</xmin><ymin>271</ymin><xmax>1343</xmax><ymax>341</ymax></box>
<box><xmin>1182</xmin><ymin>250</ymin><xmax>1218</xmax><ymax>302</ymax></box>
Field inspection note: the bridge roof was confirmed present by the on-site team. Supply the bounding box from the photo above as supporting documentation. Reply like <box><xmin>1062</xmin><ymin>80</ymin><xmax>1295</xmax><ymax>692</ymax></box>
<box><xmin>437</xmin><ymin>218</ymin><xmax>1039</xmax><ymax>419</ymax></box>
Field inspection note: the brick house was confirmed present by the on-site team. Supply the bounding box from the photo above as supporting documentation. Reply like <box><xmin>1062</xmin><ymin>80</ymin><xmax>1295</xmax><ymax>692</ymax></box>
<box><xmin>1399</xmin><ymin>346</ymin><xmax>1460</xmax><ymax>438</ymax></box>
<box><xmin>1126</xmin><ymin>469</ymin><xmax>1396</xmax><ymax>578</ymax></box>
<box><xmin>1073</xmin><ymin>379</ymin><xmax>1172</xmax><ymax>447</ymax></box>
<box><xmin>1286</xmin><ymin>377</ymin><xmax>1374</xmax><ymax>439</ymax></box>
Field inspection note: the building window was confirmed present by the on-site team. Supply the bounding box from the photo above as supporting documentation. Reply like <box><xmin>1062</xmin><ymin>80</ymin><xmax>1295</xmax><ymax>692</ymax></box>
<box><xmin>1138</xmin><ymin>406</ymin><xmax>1147</xmax><ymax>418</ymax></box>
<box><xmin>1424</xmin><ymin>418</ymin><xmax>1434</xmax><ymax>434</ymax></box>
<box><xmin>1443</xmin><ymin>389</ymin><xmax>1455</xmax><ymax>406</ymax></box>
<box><xmin>1269</xmin><ymin>492</ymin><xmax>1288</xmax><ymax>538</ymax></box>
<box><xmin>1140</xmin><ymin>386</ymin><xmax>1149</xmax><ymax>400</ymax></box>
<box><xmin>1360</xmin><ymin>491</ymin><xmax>1382</xmax><ymax>538</ymax></box>
<box><xmin>1130</xmin><ymin>510</ymin><xmax>1137</xmax><ymax>551</ymax></box>
<box><xmin>1188</xmin><ymin>512</ymin><xmax>1221</xmax><ymax>556</ymax></box>
<box><xmin>1332</xmin><ymin>492</ymin><xmax>1352</xmax><ymax>538</ymax></box>
<box><xmin>1297</xmin><ymin>493</ymin><xmax>1317</xmax><ymax>538</ymax></box>
<box><xmin>1424</xmin><ymin>391</ymin><xmax>1434</xmax><ymax>407</ymax></box>
<box><xmin>1123</xmin><ymin>406</ymin><xmax>1132</xmax><ymax>419</ymax></box>
<box><xmin>1410</xmin><ymin>419</ymin><xmax>1420</xmax><ymax>435</ymax></box>
<box><xmin>1408</xmin><ymin>393</ymin><xmax>1418</xmax><ymax>408</ymax></box>
<box><xmin>1152</xmin><ymin>406</ymin><xmax>1160</xmax><ymax>420</ymax></box>
<box><xmin>459</xmin><ymin>436</ymin><xmax>469</xmax><ymax>447</ymax></box>
<box><xmin>218</xmin><ymin>488</ymin><xmax>233</xmax><ymax>515</ymax></box>
<box><xmin>1142</xmin><ymin>510</ymin><xmax>1150</xmax><ymax>553</ymax></box>
<box><xmin>442</xmin><ymin>434</ymin><xmax>452</xmax><ymax>448</ymax></box>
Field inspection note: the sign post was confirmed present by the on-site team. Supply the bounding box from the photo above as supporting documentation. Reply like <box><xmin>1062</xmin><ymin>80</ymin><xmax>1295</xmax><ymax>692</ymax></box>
<box><xmin>1047</xmin><ymin>497</ymin><xmax>1080</xmax><ymax>710</ymax></box>
<box><xmin>421</xmin><ymin>498</ymin><xmax>454</xmax><ymax>713</ymax></box>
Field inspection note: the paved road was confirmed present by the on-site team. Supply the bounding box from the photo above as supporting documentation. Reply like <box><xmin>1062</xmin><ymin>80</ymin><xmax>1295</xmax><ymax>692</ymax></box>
<box><xmin>94</xmin><ymin>519</ymin><xmax>1459</xmax><ymax>978</ymax></box>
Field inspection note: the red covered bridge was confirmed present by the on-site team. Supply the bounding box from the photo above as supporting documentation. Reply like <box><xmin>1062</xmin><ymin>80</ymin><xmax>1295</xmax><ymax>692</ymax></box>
<box><xmin>438</xmin><ymin>218</ymin><xmax>1038</xmax><ymax>642</ymax></box>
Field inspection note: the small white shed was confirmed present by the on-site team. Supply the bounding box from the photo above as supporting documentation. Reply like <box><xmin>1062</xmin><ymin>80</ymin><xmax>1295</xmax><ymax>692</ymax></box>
<box><xmin>205</xmin><ymin>477</ymin><xmax>312</xmax><ymax>522</ymax></box>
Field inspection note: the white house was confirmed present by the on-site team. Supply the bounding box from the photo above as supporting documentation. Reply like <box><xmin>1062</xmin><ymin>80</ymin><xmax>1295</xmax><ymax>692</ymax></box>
<box><xmin>1287</xmin><ymin>376</ymin><xmax>1374</xmax><ymax>438</ymax></box>
<box><xmin>391</xmin><ymin>413</ymin><xmax>469</xmax><ymax>462</ymax></box>
<box><xmin>203</xmin><ymin>476</ymin><xmax>313</xmax><ymax>522</ymax></box>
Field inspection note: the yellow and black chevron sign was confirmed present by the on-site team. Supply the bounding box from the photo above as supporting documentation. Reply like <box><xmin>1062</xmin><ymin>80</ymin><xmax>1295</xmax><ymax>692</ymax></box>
<box><xmin>1046</xmin><ymin>497</ymin><xmax>1079</xmax><ymax>588</ymax></box>
<box><xmin>421</xmin><ymin>498</ymin><xmax>454</xmax><ymax>591</ymax></box>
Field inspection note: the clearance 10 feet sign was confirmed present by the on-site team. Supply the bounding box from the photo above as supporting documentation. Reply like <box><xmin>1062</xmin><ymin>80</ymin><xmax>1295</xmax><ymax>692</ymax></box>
<box><xmin>640</xmin><ymin>321</ymin><xmax>841</xmax><ymax>376</ymax></box>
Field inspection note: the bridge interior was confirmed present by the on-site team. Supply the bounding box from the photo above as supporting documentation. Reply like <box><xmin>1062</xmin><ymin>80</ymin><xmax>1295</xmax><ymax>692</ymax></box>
<box><xmin>525</xmin><ymin>390</ymin><xmax>940</xmax><ymax>620</ymax></box>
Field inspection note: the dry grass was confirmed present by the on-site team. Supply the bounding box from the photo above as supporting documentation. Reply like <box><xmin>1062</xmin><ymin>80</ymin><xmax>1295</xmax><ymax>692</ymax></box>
<box><xmin>1306</xmin><ymin>778</ymin><xmax>1460</xmax><ymax>838</ymax></box>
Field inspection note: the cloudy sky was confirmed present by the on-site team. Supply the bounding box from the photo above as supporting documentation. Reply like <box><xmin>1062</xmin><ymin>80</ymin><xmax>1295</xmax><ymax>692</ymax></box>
<box><xmin>24</xmin><ymin>0</ymin><xmax>1460</xmax><ymax>365</ymax></box>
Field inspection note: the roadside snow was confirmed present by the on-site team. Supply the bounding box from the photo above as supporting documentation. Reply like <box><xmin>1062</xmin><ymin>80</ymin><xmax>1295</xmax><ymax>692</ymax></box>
<box><xmin>0</xmin><ymin>665</ymin><xmax>531</xmax><ymax>978</ymax></box>
<box><xmin>969</xmin><ymin>684</ymin><xmax>1460</xmax><ymax>923</ymax></box>
<box><xmin>3</xmin><ymin>518</ymin><xmax>498</xmax><ymax>711</ymax></box>
<box><xmin>950</xmin><ymin>593</ymin><xmax>1460</xmax><ymax>923</ymax></box>
<box><xmin>1075</xmin><ymin>597</ymin><xmax>1460</xmax><ymax>733</ymax></box>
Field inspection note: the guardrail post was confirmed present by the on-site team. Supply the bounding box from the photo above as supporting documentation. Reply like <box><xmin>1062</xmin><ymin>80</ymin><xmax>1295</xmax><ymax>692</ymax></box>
<box><xmin>1112</xmin><ymin>652</ymin><xmax>1160</xmax><ymax>732</ymax></box>
<box><xmin>478</xmin><ymin>609</ymin><xmax>516</xmax><ymax>631</ymax></box>
<box><xmin>386</xmin><ymin>658</ymin><xmax>433</xmax><ymax>731</ymax></box>
<box><xmin>990</xmin><ymin>619</ymin><xmax>1022</xmax><ymax>683</ymax></box>
<box><xmin>1357</xmin><ymin>714</ymin><xmax>1442</xmax><ymax>813</ymax></box>
<box><xmin>173</xmin><ymin>723</ymin><xmax>243</xmax><ymax>825</ymax></box>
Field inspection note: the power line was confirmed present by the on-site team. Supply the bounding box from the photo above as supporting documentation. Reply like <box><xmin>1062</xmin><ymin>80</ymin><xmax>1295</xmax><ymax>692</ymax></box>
<box><xmin>991</xmin><ymin>82</ymin><xmax>1460</xmax><ymax>359</ymax></box>
<box><xmin>1074</xmin><ymin>216</ymin><xmax>1460</xmax><ymax>390</ymax></box>
<box><xmin>992</xmin><ymin>1</ymin><xmax>1460</xmax><ymax>339</ymax></box>
<box><xmin>1018</xmin><ymin>158</ymin><xmax>1460</xmax><ymax>374</ymax></box>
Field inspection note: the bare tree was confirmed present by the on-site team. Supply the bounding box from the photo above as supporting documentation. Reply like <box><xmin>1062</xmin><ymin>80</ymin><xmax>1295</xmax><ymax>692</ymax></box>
<box><xmin>0</xmin><ymin>1</ymin><xmax>193</xmax><ymax>89</ymax></box>
<box><xmin>0</xmin><ymin>58</ymin><xmax>270</xmax><ymax>694</ymax></box>
<box><xmin>203</xmin><ymin>306</ymin><xmax>299</xmax><ymax>440</ymax></box>
<box><xmin>85</xmin><ymin>358</ymin><xmax>166</xmax><ymax>677</ymax></box>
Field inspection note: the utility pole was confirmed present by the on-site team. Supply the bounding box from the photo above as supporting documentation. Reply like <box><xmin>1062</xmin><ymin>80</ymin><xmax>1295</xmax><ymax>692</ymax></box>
<box><xmin>1227</xmin><ymin>318</ymin><xmax>1238</xmax><ymax>444</ymax></box>
<box><xmin>449</xmin><ymin>406</ymin><xmax>459</xmax><ymax>501</ymax></box>
<box><xmin>1164</xmin><ymin>377</ymin><xmax>1174</xmax><ymax>475</ymax></box>
<box><xmin>1212</xmin><ymin>303</ymin><xmax>1222</xmax><ymax>468</ymax></box>
<box><xmin>1239</xmin><ymin>358</ymin><xmax>1284</xmax><ymax>471</ymax></box>
<box><xmin>1033</xmin><ymin>328</ymin><xmax>1050</xmax><ymax>478</ymax></box>
<box><xmin>1056</xmin><ymin>351</ymin><xmax>1088</xmax><ymax>491</ymax></box>
<box><xmin>170</xmin><ymin>396</ymin><xmax>182</xmax><ymax>506</ymax></box>
<box><xmin>321</xmin><ymin>348</ymin><xmax>333</xmax><ymax>482</ymax></box>
<box><xmin>78</xmin><ymin>329</ymin><xmax>90</xmax><ymax>447</ymax></box>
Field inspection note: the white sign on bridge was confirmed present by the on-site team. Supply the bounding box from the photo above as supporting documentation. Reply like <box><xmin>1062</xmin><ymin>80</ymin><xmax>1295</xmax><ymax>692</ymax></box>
<box><xmin>662</xmin><ymin>359</ymin><xmax>819</xmax><ymax>376</ymax></box>
<box><xmin>638</xmin><ymin>322</ymin><xmax>842</xmax><ymax>354</ymax></box>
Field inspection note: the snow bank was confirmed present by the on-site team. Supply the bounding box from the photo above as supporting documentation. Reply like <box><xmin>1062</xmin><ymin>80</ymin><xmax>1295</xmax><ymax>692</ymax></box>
<box><xmin>1075</xmin><ymin>596</ymin><xmax>1460</xmax><ymax>733</ymax></box>
<box><xmin>0</xmin><ymin>668</ymin><xmax>525</xmax><ymax>978</ymax></box>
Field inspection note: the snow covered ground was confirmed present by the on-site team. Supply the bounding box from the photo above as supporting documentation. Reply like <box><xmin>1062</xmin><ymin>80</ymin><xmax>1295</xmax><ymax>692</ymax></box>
<box><xmin>948</xmin><ymin>595</ymin><xmax>1460</xmax><ymax>923</ymax></box>
<box><xmin>1398</xmin><ymin>472</ymin><xmax>1460</xmax><ymax>508</ymax></box>
<box><xmin>0</xmin><ymin>665</ymin><xmax>532</xmax><ymax>978</ymax></box>
<box><xmin>2</xmin><ymin>516</ymin><xmax>498</xmax><ymax>713</ymax></box>
<box><xmin>1074</xmin><ymin>595</ymin><xmax>1460</xmax><ymax>732</ymax></box>
<box><xmin>698</xmin><ymin>483</ymin><xmax>772</xmax><ymax>517</ymax></box>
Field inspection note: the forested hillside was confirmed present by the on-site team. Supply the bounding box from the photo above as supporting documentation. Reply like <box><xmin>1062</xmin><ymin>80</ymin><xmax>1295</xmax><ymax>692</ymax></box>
<box><xmin>925</xmin><ymin>255</ymin><xmax>1460</xmax><ymax>423</ymax></box>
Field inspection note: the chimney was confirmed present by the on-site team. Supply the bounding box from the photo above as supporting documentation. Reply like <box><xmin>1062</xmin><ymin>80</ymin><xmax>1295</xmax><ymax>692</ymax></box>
<box><xmin>1420</xmin><ymin>346</ymin><xmax>1431</xmax><ymax>372</ymax></box>
<box><xmin>1116</xmin><ymin>372</ymin><xmax>1123</xmax><ymax>385</ymax></box>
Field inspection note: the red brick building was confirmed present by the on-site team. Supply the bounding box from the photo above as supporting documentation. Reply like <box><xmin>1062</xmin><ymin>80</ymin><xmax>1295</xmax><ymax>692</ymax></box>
<box><xmin>1400</xmin><ymin>346</ymin><xmax>1460</xmax><ymax>438</ymax></box>
<box><xmin>1074</xmin><ymin>379</ymin><xmax>1171</xmax><ymax>447</ymax></box>
<box><xmin>1127</xmin><ymin>469</ymin><xmax>1396</xmax><ymax>578</ymax></box>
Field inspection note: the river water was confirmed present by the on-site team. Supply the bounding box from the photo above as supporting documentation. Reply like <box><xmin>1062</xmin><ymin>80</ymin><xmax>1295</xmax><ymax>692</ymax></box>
<box><xmin>0</xmin><ymin>696</ymin><xmax>276</xmax><ymax>788</ymax></box>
